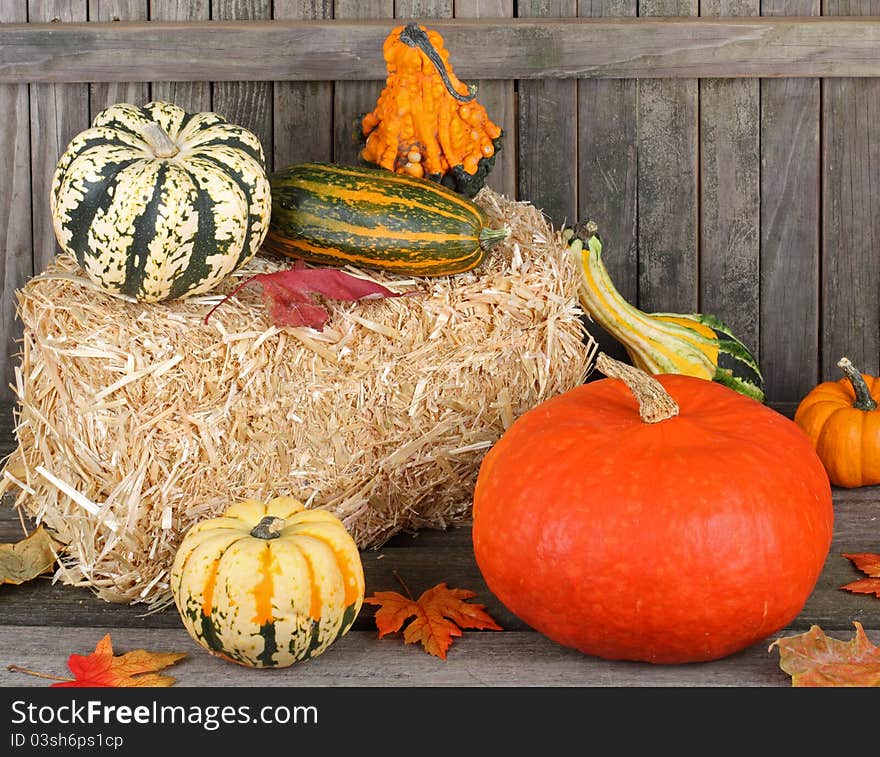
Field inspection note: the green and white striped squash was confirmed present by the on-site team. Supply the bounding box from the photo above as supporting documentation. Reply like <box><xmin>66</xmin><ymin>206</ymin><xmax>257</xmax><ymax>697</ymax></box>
<box><xmin>50</xmin><ymin>100</ymin><xmax>271</xmax><ymax>302</ymax></box>
<box><xmin>170</xmin><ymin>497</ymin><xmax>365</xmax><ymax>669</ymax></box>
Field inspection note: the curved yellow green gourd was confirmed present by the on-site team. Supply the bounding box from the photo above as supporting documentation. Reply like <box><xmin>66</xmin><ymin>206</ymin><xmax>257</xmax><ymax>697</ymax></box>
<box><xmin>565</xmin><ymin>223</ymin><xmax>765</xmax><ymax>403</ymax></box>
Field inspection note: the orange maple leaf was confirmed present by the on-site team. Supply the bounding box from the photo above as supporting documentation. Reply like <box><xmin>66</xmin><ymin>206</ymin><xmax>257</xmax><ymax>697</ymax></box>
<box><xmin>841</xmin><ymin>552</ymin><xmax>880</xmax><ymax>598</ymax></box>
<box><xmin>768</xmin><ymin>622</ymin><xmax>880</xmax><ymax>687</ymax></box>
<box><xmin>51</xmin><ymin>634</ymin><xmax>186</xmax><ymax>687</ymax></box>
<box><xmin>9</xmin><ymin>634</ymin><xmax>186</xmax><ymax>687</ymax></box>
<box><xmin>364</xmin><ymin>582</ymin><xmax>502</xmax><ymax>659</ymax></box>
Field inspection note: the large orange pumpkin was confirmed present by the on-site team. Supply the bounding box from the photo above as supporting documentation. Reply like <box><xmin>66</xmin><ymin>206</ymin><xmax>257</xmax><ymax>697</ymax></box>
<box><xmin>472</xmin><ymin>353</ymin><xmax>834</xmax><ymax>664</ymax></box>
<box><xmin>794</xmin><ymin>356</ymin><xmax>880</xmax><ymax>488</ymax></box>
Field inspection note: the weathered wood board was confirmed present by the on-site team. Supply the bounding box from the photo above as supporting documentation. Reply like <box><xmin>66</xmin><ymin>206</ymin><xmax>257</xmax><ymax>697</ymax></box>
<box><xmin>0</xmin><ymin>1</ymin><xmax>31</xmax><ymax>406</ymax></box>
<box><xmin>5</xmin><ymin>18</ymin><xmax>880</xmax><ymax>82</ymax></box>
<box><xmin>273</xmin><ymin>0</ymin><xmax>334</xmax><ymax>169</ymax></box>
<box><xmin>149</xmin><ymin>1</ymin><xmax>211</xmax><ymax>112</ymax></box>
<box><xmin>212</xmin><ymin>0</ymin><xmax>274</xmax><ymax>172</ymax></box>
<box><xmin>636</xmin><ymin>0</ymin><xmax>698</xmax><ymax>315</ymax></box>
<box><xmin>27</xmin><ymin>1</ymin><xmax>90</xmax><ymax>273</ymax></box>
<box><xmin>518</xmin><ymin>1</ymin><xmax>578</xmax><ymax>228</ymax></box>
<box><xmin>331</xmin><ymin>0</ymin><xmax>392</xmax><ymax>167</ymax></box>
<box><xmin>88</xmin><ymin>1</ymin><xmax>149</xmax><ymax>114</ymax></box>
<box><xmin>821</xmin><ymin>0</ymin><xmax>880</xmax><ymax>380</ymax></box>
<box><xmin>759</xmin><ymin>0</ymin><xmax>820</xmax><ymax>402</ymax></box>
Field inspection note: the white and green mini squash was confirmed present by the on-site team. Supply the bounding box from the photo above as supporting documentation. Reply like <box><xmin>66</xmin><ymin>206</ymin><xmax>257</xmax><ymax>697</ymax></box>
<box><xmin>170</xmin><ymin>497</ymin><xmax>365</xmax><ymax>669</ymax></box>
<box><xmin>50</xmin><ymin>100</ymin><xmax>271</xmax><ymax>302</ymax></box>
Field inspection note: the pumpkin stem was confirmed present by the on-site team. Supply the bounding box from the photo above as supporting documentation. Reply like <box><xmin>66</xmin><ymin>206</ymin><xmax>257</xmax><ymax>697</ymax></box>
<box><xmin>837</xmin><ymin>357</ymin><xmax>877</xmax><ymax>411</ymax></box>
<box><xmin>595</xmin><ymin>352</ymin><xmax>680</xmax><ymax>424</ymax></box>
<box><xmin>250</xmin><ymin>516</ymin><xmax>286</xmax><ymax>540</ymax></box>
<box><xmin>399</xmin><ymin>23</ymin><xmax>477</xmax><ymax>103</ymax></box>
<box><xmin>142</xmin><ymin>123</ymin><xmax>180</xmax><ymax>159</ymax></box>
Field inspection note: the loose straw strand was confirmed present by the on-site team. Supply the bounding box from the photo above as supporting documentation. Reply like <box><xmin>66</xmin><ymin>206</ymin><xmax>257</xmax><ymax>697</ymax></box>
<box><xmin>595</xmin><ymin>352</ymin><xmax>679</xmax><ymax>424</ymax></box>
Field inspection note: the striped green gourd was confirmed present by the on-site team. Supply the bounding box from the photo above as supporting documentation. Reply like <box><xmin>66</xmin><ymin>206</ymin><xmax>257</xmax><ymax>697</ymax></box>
<box><xmin>50</xmin><ymin>100</ymin><xmax>271</xmax><ymax>302</ymax></box>
<box><xmin>264</xmin><ymin>162</ymin><xmax>509</xmax><ymax>276</ymax></box>
<box><xmin>565</xmin><ymin>223</ymin><xmax>765</xmax><ymax>403</ymax></box>
<box><xmin>170</xmin><ymin>497</ymin><xmax>365</xmax><ymax>669</ymax></box>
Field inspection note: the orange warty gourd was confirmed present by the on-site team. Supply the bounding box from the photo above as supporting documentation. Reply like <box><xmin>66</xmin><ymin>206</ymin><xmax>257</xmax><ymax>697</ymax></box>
<box><xmin>360</xmin><ymin>23</ymin><xmax>503</xmax><ymax>197</ymax></box>
<box><xmin>794</xmin><ymin>356</ymin><xmax>880</xmax><ymax>488</ymax></box>
<box><xmin>472</xmin><ymin>353</ymin><xmax>834</xmax><ymax>664</ymax></box>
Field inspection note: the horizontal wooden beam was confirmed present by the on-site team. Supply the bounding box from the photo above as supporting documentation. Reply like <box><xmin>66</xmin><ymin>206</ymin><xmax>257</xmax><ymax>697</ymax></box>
<box><xmin>1</xmin><ymin>17</ymin><xmax>880</xmax><ymax>82</ymax></box>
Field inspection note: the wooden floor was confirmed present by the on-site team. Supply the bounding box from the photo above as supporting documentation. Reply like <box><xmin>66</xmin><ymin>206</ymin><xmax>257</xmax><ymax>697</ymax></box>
<box><xmin>1</xmin><ymin>406</ymin><xmax>878</xmax><ymax>688</ymax></box>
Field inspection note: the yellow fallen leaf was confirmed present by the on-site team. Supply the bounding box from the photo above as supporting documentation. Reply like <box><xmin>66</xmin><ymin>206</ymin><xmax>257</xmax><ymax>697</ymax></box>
<box><xmin>0</xmin><ymin>525</ymin><xmax>63</xmax><ymax>585</ymax></box>
<box><xmin>769</xmin><ymin>622</ymin><xmax>880</xmax><ymax>687</ymax></box>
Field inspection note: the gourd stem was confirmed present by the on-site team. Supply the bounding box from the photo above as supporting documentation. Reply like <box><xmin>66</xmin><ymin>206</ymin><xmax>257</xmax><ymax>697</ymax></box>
<box><xmin>837</xmin><ymin>357</ymin><xmax>877</xmax><ymax>411</ymax></box>
<box><xmin>250</xmin><ymin>516</ymin><xmax>285</xmax><ymax>540</ymax></box>
<box><xmin>478</xmin><ymin>226</ymin><xmax>510</xmax><ymax>249</ymax></box>
<box><xmin>595</xmin><ymin>352</ymin><xmax>680</xmax><ymax>424</ymax></box>
<box><xmin>142</xmin><ymin>123</ymin><xmax>180</xmax><ymax>159</ymax></box>
<box><xmin>399</xmin><ymin>23</ymin><xmax>477</xmax><ymax>103</ymax></box>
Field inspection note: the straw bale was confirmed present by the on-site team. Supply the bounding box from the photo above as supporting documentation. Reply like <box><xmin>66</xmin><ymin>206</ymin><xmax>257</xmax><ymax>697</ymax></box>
<box><xmin>0</xmin><ymin>188</ymin><xmax>596</xmax><ymax>607</ymax></box>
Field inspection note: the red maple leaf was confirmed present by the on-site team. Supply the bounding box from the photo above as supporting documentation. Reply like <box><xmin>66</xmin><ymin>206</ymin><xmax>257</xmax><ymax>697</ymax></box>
<box><xmin>841</xmin><ymin>552</ymin><xmax>880</xmax><ymax>598</ymax></box>
<box><xmin>364</xmin><ymin>580</ymin><xmax>502</xmax><ymax>659</ymax></box>
<box><xmin>204</xmin><ymin>264</ymin><xmax>409</xmax><ymax>329</ymax></box>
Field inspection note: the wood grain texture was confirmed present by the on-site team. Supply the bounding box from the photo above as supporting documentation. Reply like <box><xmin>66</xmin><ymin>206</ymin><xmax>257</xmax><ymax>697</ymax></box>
<box><xmin>821</xmin><ymin>0</ymin><xmax>880</xmax><ymax>380</ymax></box>
<box><xmin>332</xmin><ymin>1</ymin><xmax>394</xmax><ymax>167</ymax></box>
<box><xmin>148</xmin><ymin>1</ymin><xmax>211</xmax><ymax>112</ymax></box>
<box><xmin>396</xmin><ymin>0</ymin><xmax>454</xmax><ymax>16</ymax></box>
<box><xmin>636</xmin><ymin>0</ymin><xmax>698</xmax><ymax>313</ymax></box>
<box><xmin>454</xmin><ymin>0</ymin><xmax>516</xmax><ymax>199</ymax></box>
<box><xmin>87</xmin><ymin>0</ymin><xmax>148</xmax><ymax>114</ymax></box>
<box><xmin>576</xmin><ymin>0</ymin><xmax>637</xmax><ymax>364</ymax></box>
<box><xmin>517</xmin><ymin>0</ymin><xmax>578</xmax><ymax>229</ymax></box>
<box><xmin>699</xmin><ymin>0</ymin><xmax>760</xmax><ymax>356</ymax></box>
<box><xmin>212</xmin><ymin>1</ymin><xmax>273</xmax><ymax>172</ymax></box>
<box><xmin>0</xmin><ymin>625</ymin><xmax>834</xmax><ymax>687</ymax></box>
<box><xmin>6</xmin><ymin>18</ymin><xmax>880</xmax><ymax>83</ymax></box>
<box><xmin>27</xmin><ymin>1</ymin><xmax>90</xmax><ymax>273</ymax></box>
<box><xmin>272</xmin><ymin>0</ymin><xmax>334</xmax><ymax>169</ymax></box>
<box><xmin>760</xmin><ymin>0</ymin><xmax>820</xmax><ymax>403</ymax></box>
<box><xmin>0</xmin><ymin>2</ymin><xmax>31</xmax><ymax>405</ymax></box>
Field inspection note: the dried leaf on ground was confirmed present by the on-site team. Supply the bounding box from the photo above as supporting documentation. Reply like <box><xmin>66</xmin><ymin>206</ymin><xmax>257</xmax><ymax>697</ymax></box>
<box><xmin>0</xmin><ymin>525</ymin><xmax>62</xmax><ymax>586</ymax></box>
<box><xmin>49</xmin><ymin>634</ymin><xmax>186</xmax><ymax>687</ymax></box>
<box><xmin>205</xmin><ymin>264</ymin><xmax>408</xmax><ymax>329</ymax></box>
<box><xmin>769</xmin><ymin>622</ymin><xmax>880</xmax><ymax>687</ymax></box>
<box><xmin>364</xmin><ymin>581</ymin><xmax>502</xmax><ymax>659</ymax></box>
<box><xmin>841</xmin><ymin>552</ymin><xmax>880</xmax><ymax>598</ymax></box>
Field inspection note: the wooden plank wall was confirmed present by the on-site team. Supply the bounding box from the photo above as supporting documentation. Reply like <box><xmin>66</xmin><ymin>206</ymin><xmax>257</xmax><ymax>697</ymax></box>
<box><xmin>1</xmin><ymin>2</ymin><xmax>879</xmax><ymax>413</ymax></box>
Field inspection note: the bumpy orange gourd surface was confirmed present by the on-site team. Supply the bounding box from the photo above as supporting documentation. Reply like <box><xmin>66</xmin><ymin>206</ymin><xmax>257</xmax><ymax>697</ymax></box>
<box><xmin>360</xmin><ymin>23</ymin><xmax>502</xmax><ymax>196</ymax></box>
<box><xmin>472</xmin><ymin>361</ymin><xmax>834</xmax><ymax>664</ymax></box>
<box><xmin>794</xmin><ymin>357</ymin><xmax>880</xmax><ymax>488</ymax></box>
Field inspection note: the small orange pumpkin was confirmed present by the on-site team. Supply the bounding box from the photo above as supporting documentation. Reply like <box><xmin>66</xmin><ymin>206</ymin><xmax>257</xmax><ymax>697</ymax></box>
<box><xmin>360</xmin><ymin>23</ymin><xmax>502</xmax><ymax>197</ymax></box>
<box><xmin>794</xmin><ymin>357</ymin><xmax>880</xmax><ymax>488</ymax></box>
